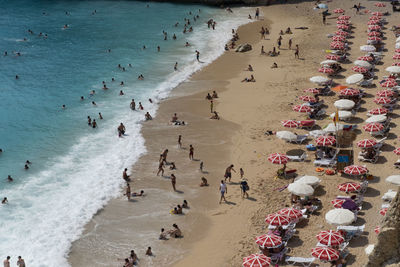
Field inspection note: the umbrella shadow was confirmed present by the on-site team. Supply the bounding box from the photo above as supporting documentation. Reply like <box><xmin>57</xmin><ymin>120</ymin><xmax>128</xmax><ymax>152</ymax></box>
<box><xmin>387</xmin><ymin>132</ymin><xmax>397</xmax><ymax>140</ymax></box>
<box><xmin>287</xmin><ymin>236</ymin><xmax>304</xmax><ymax>248</ymax></box>
<box><xmin>353</xmin><ymin>216</ymin><xmax>366</xmax><ymax>226</ymax></box>
<box><xmin>360</xmin><ymin>201</ymin><xmax>372</xmax><ymax>210</ymax></box>
<box><xmin>375</xmin><ymin>156</ymin><xmax>388</xmax><ymax>164</ymax></box>
<box><xmin>286</xmin><ymin>149</ymin><xmax>306</xmax><ymax>156</ymax></box>
<box><xmin>349</xmin><ymin>117</ymin><xmax>364</xmax><ymax>124</ymax></box>
<box><xmin>314</xmin><ymin>185</ymin><xmax>327</xmax><ymax>197</ymax></box>
<box><xmin>381</xmin><ymin>143</ymin><xmax>395</xmax><ymax>152</ymax></box>
<box><xmin>364</xmin><ymin>187</ymin><xmax>380</xmax><ymax>197</ymax></box>
<box><xmin>349</xmin><ymin>235</ymin><xmax>369</xmax><ymax>248</ymax></box>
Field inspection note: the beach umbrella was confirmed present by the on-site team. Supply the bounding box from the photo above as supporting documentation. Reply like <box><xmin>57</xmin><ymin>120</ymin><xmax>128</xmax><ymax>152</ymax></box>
<box><xmin>337</xmin><ymin>20</ymin><xmax>349</xmax><ymax>25</ymax></box>
<box><xmin>320</xmin><ymin>60</ymin><xmax>338</xmax><ymax>65</ymax></box>
<box><xmin>380</xmin><ymin>208</ymin><xmax>388</xmax><ymax>216</ymax></box>
<box><xmin>255</xmin><ymin>234</ymin><xmax>282</xmax><ymax>249</ymax></box>
<box><xmin>316</xmin><ymin>230</ymin><xmax>344</xmax><ymax>246</ymax></box>
<box><xmin>392</xmin><ymin>62</ymin><xmax>400</xmax><ymax>66</ymax></box>
<box><xmin>304</xmin><ymin>88</ymin><xmax>320</xmax><ymax>94</ymax></box>
<box><xmin>329</xmin><ymin>111</ymin><xmax>353</xmax><ymax>120</ymax></box>
<box><xmin>332</xmin><ymin>36</ymin><xmax>345</xmax><ymax>42</ymax></box>
<box><xmin>354</xmin><ymin>60</ymin><xmax>372</xmax><ymax>69</ymax></box>
<box><xmin>315</xmin><ymin>135</ymin><xmax>336</xmax><ymax>146</ymax></box>
<box><xmin>311</xmin><ymin>247</ymin><xmax>340</xmax><ymax>261</ymax></box>
<box><xmin>295</xmin><ymin>175</ymin><xmax>321</xmax><ymax>186</ymax></box>
<box><xmin>368</xmin><ymin>36</ymin><xmax>382</xmax><ymax>42</ymax></box>
<box><xmin>375</xmin><ymin>2</ymin><xmax>386</xmax><ymax>7</ymax></box>
<box><xmin>330</xmin><ymin>42</ymin><xmax>345</xmax><ymax>50</ymax></box>
<box><xmin>325</xmin><ymin>208</ymin><xmax>356</xmax><ymax>226</ymax></box>
<box><xmin>319</xmin><ymin>67</ymin><xmax>334</xmax><ymax>74</ymax></box>
<box><xmin>318</xmin><ymin>3</ymin><xmax>328</xmax><ymax>9</ymax></box>
<box><xmin>339</xmin><ymin>88</ymin><xmax>359</xmax><ymax>96</ymax></box>
<box><xmin>326</xmin><ymin>54</ymin><xmax>340</xmax><ymax>60</ymax></box>
<box><xmin>335</xmin><ymin>30</ymin><xmax>349</xmax><ymax>36</ymax></box>
<box><xmin>366</xmin><ymin>115</ymin><xmax>386</xmax><ymax>123</ymax></box>
<box><xmin>276</xmin><ymin>131</ymin><xmax>297</xmax><ymax>142</ymax></box>
<box><xmin>278</xmin><ymin>207</ymin><xmax>303</xmax><ymax>219</ymax></box>
<box><xmin>281</xmin><ymin>120</ymin><xmax>299</xmax><ymax>128</ymax></box>
<box><xmin>344</xmin><ymin>165</ymin><xmax>368</xmax><ymax>175</ymax></box>
<box><xmin>363</xmin><ymin>122</ymin><xmax>384</xmax><ymax>133</ymax></box>
<box><xmin>360</xmin><ymin>45</ymin><xmax>376</xmax><ymax>52</ymax></box>
<box><xmin>368</xmin><ymin>107</ymin><xmax>388</xmax><ymax>115</ymax></box>
<box><xmin>293</xmin><ymin>104</ymin><xmax>311</xmax><ymax>113</ymax></box>
<box><xmin>394</xmin><ymin>54</ymin><xmax>400</xmax><ymax>60</ymax></box>
<box><xmin>371</xmin><ymin>11</ymin><xmax>383</xmax><ymax>16</ymax></box>
<box><xmin>369</xmin><ymin>16</ymin><xmax>381</xmax><ymax>20</ymax></box>
<box><xmin>310</xmin><ymin>76</ymin><xmax>330</xmax><ymax>84</ymax></box>
<box><xmin>243</xmin><ymin>254</ymin><xmax>271</xmax><ymax>267</ymax></box>
<box><xmin>338</xmin><ymin>182</ymin><xmax>361</xmax><ymax>192</ymax></box>
<box><xmin>334</xmin><ymin>99</ymin><xmax>355</xmax><ymax>110</ymax></box>
<box><xmin>324</xmin><ymin>123</ymin><xmax>344</xmax><ymax>133</ymax></box>
<box><xmin>374</xmin><ymin>96</ymin><xmax>391</xmax><ymax>104</ymax></box>
<box><xmin>386</xmin><ymin>175</ymin><xmax>400</xmax><ymax>185</ymax></box>
<box><xmin>368</xmin><ymin>25</ymin><xmax>381</xmax><ymax>31</ymax></box>
<box><xmin>299</xmin><ymin>95</ymin><xmax>317</xmax><ymax>102</ymax></box>
<box><xmin>367</xmin><ymin>31</ymin><xmax>381</xmax><ymax>37</ymax></box>
<box><xmin>386</xmin><ymin>66</ymin><xmax>400</xmax><ymax>74</ymax></box>
<box><xmin>331</xmin><ymin>199</ymin><xmax>345</xmax><ymax>208</ymax></box>
<box><xmin>338</xmin><ymin>15</ymin><xmax>350</xmax><ymax>20</ymax></box>
<box><xmin>358</xmin><ymin>55</ymin><xmax>374</xmax><ymax>61</ymax></box>
<box><xmin>381</xmin><ymin>80</ymin><xmax>397</xmax><ymax>87</ymax></box>
<box><xmin>337</xmin><ymin>25</ymin><xmax>349</xmax><ymax>30</ymax></box>
<box><xmin>346</xmin><ymin>74</ymin><xmax>364</xmax><ymax>85</ymax></box>
<box><xmin>268</xmin><ymin>153</ymin><xmax>288</xmax><ymax>164</ymax></box>
<box><xmin>396</xmin><ymin>48</ymin><xmax>400</xmax><ymax>52</ymax></box>
<box><xmin>368</xmin><ymin>20</ymin><xmax>380</xmax><ymax>25</ymax></box>
<box><xmin>288</xmin><ymin>182</ymin><xmax>314</xmax><ymax>196</ymax></box>
<box><xmin>352</xmin><ymin>66</ymin><xmax>368</xmax><ymax>73</ymax></box>
<box><xmin>357</xmin><ymin>139</ymin><xmax>377</xmax><ymax>148</ymax></box>
<box><xmin>377</xmin><ymin>90</ymin><xmax>395</xmax><ymax>98</ymax></box>
<box><xmin>333</xmin><ymin>8</ymin><xmax>345</xmax><ymax>13</ymax></box>
<box><xmin>265</xmin><ymin>213</ymin><xmax>291</xmax><ymax>226</ymax></box>
<box><xmin>375</xmin><ymin>226</ymin><xmax>380</xmax><ymax>234</ymax></box>
<box><xmin>394</xmin><ymin>148</ymin><xmax>400</xmax><ymax>155</ymax></box>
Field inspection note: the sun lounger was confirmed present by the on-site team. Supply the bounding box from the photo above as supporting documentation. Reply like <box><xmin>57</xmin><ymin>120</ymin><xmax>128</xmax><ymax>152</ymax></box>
<box><xmin>382</xmin><ymin>189</ymin><xmax>397</xmax><ymax>201</ymax></box>
<box><xmin>316</xmin><ymin>241</ymin><xmax>349</xmax><ymax>251</ymax></box>
<box><xmin>289</xmin><ymin>135</ymin><xmax>308</xmax><ymax>145</ymax></box>
<box><xmin>270</xmin><ymin>247</ymin><xmax>288</xmax><ymax>264</ymax></box>
<box><xmin>268</xmin><ymin>223</ymin><xmax>296</xmax><ymax>230</ymax></box>
<box><xmin>381</xmin><ymin>203</ymin><xmax>390</xmax><ymax>209</ymax></box>
<box><xmin>337</xmin><ymin>225</ymin><xmax>365</xmax><ymax>241</ymax></box>
<box><xmin>285</xmin><ymin>257</ymin><xmax>315</xmax><ymax>267</ymax></box>
<box><xmin>394</xmin><ymin>159</ymin><xmax>400</xmax><ymax>169</ymax></box>
<box><xmin>287</xmin><ymin>152</ymin><xmax>307</xmax><ymax>162</ymax></box>
<box><xmin>282</xmin><ymin>229</ymin><xmax>296</xmax><ymax>242</ymax></box>
<box><xmin>314</xmin><ymin>157</ymin><xmax>337</xmax><ymax>167</ymax></box>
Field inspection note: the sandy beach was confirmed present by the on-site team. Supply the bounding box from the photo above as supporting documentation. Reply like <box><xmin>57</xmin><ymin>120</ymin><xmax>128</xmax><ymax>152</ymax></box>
<box><xmin>69</xmin><ymin>1</ymin><xmax>400</xmax><ymax>266</ymax></box>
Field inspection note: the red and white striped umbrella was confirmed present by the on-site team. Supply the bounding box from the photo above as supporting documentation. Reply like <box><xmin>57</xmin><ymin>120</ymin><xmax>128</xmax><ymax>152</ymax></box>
<box><xmin>335</xmin><ymin>30</ymin><xmax>349</xmax><ymax>36</ymax></box>
<box><xmin>332</xmin><ymin>35</ymin><xmax>346</xmax><ymax>41</ymax></box>
<box><xmin>299</xmin><ymin>95</ymin><xmax>317</xmax><ymax>102</ymax></box>
<box><xmin>368</xmin><ymin>31</ymin><xmax>381</xmax><ymax>37</ymax></box>
<box><xmin>374</xmin><ymin>226</ymin><xmax>380</xmax><ymax>234</ymax></box>
<box><xmin>338</xmin><ymin>15</ymin><xmax>350</xmax><ymax>20</ymax></box>
<box><xmin>371</xmin><ymin>11</ymin><xmax>383</xmax><ymax>16</ymax></box>
<box><xmin>255</xmin><ymin>234</ymin><xmax>282</xmax><ymax>249</ymax></box>
<box><xmin>375</xmin><ymin>2</ymin><xmax>386</xmax><ymax>7</ymax></box>
<box><xmin>315</xmin><ymin>135</ymin><xmax>336</xmax><ymax>146</ymax></box>
<box><xmin>368</xmin><ymin>25</ymin><xmax>381</xmax><ymax>31</ymax></box>
<box><xmin>265</xmin><ymin>213</ymin><xmax>291</xmax><ymax>226</ymax></box>
<box><xmin>337</xmin><ymin>25</ymin><xmax>349</xmax><ymax>30</ymax></box>
<box><xmin>281</xmin><ymin>120</ymin><xmax>299</xmax><ymax>128</ymax></box>
<box><xmin>316</xmin><ymin>230</ymin><xmax>344</xmax><ymax>246</ymax></box>
<box><xmin>293</xmin><ymin>104</ymin><xmax>311</xmax><ymax>113</ymax></box>
<box><xmin>395</xmin><ymin>49</ymin><xmax>400</xmax><ymax>53</ymax></box>
<box><xmin>381</xmin><ymin>79</ymin><xmax>397</xmax><ymax>87</ymax></box>
<box><xmin>392</xmin><ymin>62</ymin><xmax>400</xmax><ymax>66</ymax></box>
<box><xmin>368</xmin><ymin>36</ymin><xmax>381</xmax><ymax>41</ymax></box>
<box><xmin>357</xmin><ymin>55</ymin><xmax>373</xmax><ymax>61</ymax></box>
<box><xmin>357</xmin><ymin>139</ymin><xmax>377</xmax><ymax>148</ymax></box>
<box><xmin>278</xmin><ymin>208</ymin><xmax>303</xmax><ymax>219</ymax></box>
<box><xmin>380</xmin><ymin>208</ymin><xmax>388</xmax><ymax>216</ymax></box>
<box><xmin>337</xmin><ymin>20</ymin><xmax>349</xmax><ymax>25</ymax></box>
<box><xmin>268</xmin><ymin>153</ymin><xmax>289</xmax><ymax>164</ymax></box>
<box><xmin>333</xmin><ymin>8</ymin><xmax>345</xmax><ymax>14</ymax></box>
<box><xmin>311</xmin><ymin>247</ymin><xmax>340</xmax><ymax>262</ymax></box>
<box><xmin>352</xmin><ymin>66</ymin><xmax>368</xmax><ymax>73</ymax></box>
<box><xmin>374</xmin><ymin>96</ymin><xmax>391</xmax><ymax>104</ymax></box>
<box><xmin>340</xmin><ymin>88</ymin><xmax>359</xmax><ymax>96</ymax></box>
<box><xmin>330</xmin><ymin>42</ymin><xmax>345</xmax><ymax>50</ymax></box>
<box><xmin>243</xmin><ymin>254</ymin><xmax>271</xmax><ymax>267</ymax></box>
<box><xmin>369</xmin><ymin>16</ymin><xmax>381</xmax><ymax>20</ymax></box>
<box><xmin>377</xmin><ymin>90</ymin><xmax>395</xmax><ymax>98</ymax></box>
<box><xmin>368</xmin><ymin>20</ymin><xmax>380</xmax><ymax>25</ymax></box>
<box><xmin>393</xmin><ymin>147</ymin><xmax>400</xmax><ymax>155</ymax></box>
<box><xmin>368</xmin><ymin>107</ymin><xmax>388</xmax><ymax>115</ymax></box>
<box><xmin>338</xmin><ymin>182</ymin><xmax>361</xmax><ymax>192</ymax></box>
<box><xmin>363</xmin><ymin>122</ymin><xmax>384</xmax><ymax>133</ymax></box>
<box><xmin>319</xmin><ymin>67</ymin><xmax>334</xmax><ymax>74</ymax></box>
<box><xmin>331</xmin><ymin>199</ymin><xmax>345</xmax><ymax>208</ymax></box>
<box><xmin>344</xmin><ymin>165</ymin><xmax>368</xmax><ymax>175</ymax></box>
<box><xmin>304</xmin><ymin>88</ymin><xmax>320</xmax><ymax>94</ymax></box>
<box><xmin>326</xmin><ymin>54</ymin><xmax>340</xmax><ymax>60</ymax></box>
<box><xmin>393</xmin><ymin>54</ymin><xmax>400</xmax><ymax>60</ymax></box>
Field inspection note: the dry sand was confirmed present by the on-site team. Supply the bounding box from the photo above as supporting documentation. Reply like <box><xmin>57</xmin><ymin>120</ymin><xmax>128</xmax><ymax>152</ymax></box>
<box><xmin>70</xmin><ymin>1</ymin><xmax>400</xmax><ymax>266</ymax></box>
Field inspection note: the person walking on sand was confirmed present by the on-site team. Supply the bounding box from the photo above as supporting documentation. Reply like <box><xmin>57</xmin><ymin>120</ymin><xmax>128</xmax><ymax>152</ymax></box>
<box><xmin>200</xmin><ymin>161</ymin><xmax>204</xmax><ymax>172</ymax></box>
<box><xmin>277</xmin><ymin>37</ymin><xmax>282</xmax><ymax>49</ymax></box>
<box><xmin>224</xmin><ymin>164</ymin><xmax>236</xmax><ymax>182</ymax></box>
<box><xmin>125</xmin><ymin>183</ymin><xmax>131</xmax><ymax>201</ymax></box>
<box><xmin>157</xmin><ymin>161</ymin><xmax>164</xmax><ymax>176</ymax></box>
<box><xmin>219</xmin><ymin>180</ymin><xmax>227</xmax><ymax>204</ymax></box>
<box><xmin>240</xmin><ymin>179</ymin><xmax>249</xmax><ymax>198</ymax></box>
<box><xmin>210</xmin><ymin>100</ymin><xmax>214</xmax><ymax>113</ymax></box>
<box><xmin>255</xmin><ymin>8</ymin><xmax>259</xmax><ymax>19</ymax></box>
<box><xmin>240</xmin><ymin>168</ymin><xmax>244</xmax><ymax>179</ymax></box>
<box><xmin>295</xmin><ymin>44</ymin><xmax>299</xmax><ymax>59</ymax></box>
<box><xmin>170</xmin><ymin>174</ymin><xmax>177</xmax><ymax>191</ymax></box>
<box><xmin>178</xmin><ymin>135</ymin><xmax>182</xmax><ymax>148</ymax></box>
<box><xmin>288</xmin><ymin>38</ymin><xmax>292</xmax><ymax>50</ymax></box>
<box><xmin>189</xmin><ymin>145</ymin><xmax>194</xmax><ymax>160</ymax></box>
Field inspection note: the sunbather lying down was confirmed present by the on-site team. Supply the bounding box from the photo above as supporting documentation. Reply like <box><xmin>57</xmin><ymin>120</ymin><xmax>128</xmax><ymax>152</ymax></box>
<box><xmin>241</xmin><ymin>75</ymin><xmax>256</xmax><ymax>82</ymax></box>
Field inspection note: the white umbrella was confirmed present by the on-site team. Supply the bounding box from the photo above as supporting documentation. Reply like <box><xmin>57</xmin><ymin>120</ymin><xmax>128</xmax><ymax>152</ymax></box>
<box><xmin>360</xmin><ymin>45</ymin><xmax>376</xmax><ymax>52</ymax></box>
<box><xmin>295</xmin><ymin>175</ymin><xmax>321</xmax><ymax>186</ymax></box>
<box><xmin>386</xmin><ymin>66</ymin><xmax>400</xmax><ymax>74</ymax></box>
<box><xmin>309</xmin><ymin>130</ymin><xmax>326</xmax><ymax>138</ymax></box>
<box><xmin>330</xmin><ymin>111</ymin><xmax>353</xmax><ymax>120</ymax></box>
<box><xmin>320</xmin><ymin>60</ymin><xmax>338</xmax><ymax>65</ymax></box>
<box><xmin>325</xmin><ymin>208</ymin><xmax>356</xmax><ymax>226</ymax></box>
<box><xmin>396</xmin><ymin>43</ymin><xmax>400</xmax><ymax>49</ymax></box>
<box><xmin>288</xmin><ymin>182</ymin><xmax>314</xmax><ymax>196</ymax></box>
<box><xmin>386</xmin><ymin>175</ymin><xmax>400</xmax><ymax>185</ymax></box>
<box><xmin>276</xmin><ymin>131</ymin><xmax>297</xmax><ymax>141</ymax></box>
<box><xmin>310</xmin><ymin>76</ymin><xmax>330</xmax><ymax>84</ymax></box>
<box><xmin>354</xmin><ymin>60</ymin><xmax>372</xmax><ymax>69</ymax></box>
<box><xmin>346</xmin><ymin>74</ymin><xmax>364</xmax><ymax>85</ymax></box>
<box><xmin>324</xmin><ymin>123</ymin><xmax>344</xmax><ymax>133</ymax></box>
<box><xmin>396</xmin><ymin>36</ymin><xmax>400</xmax><ymax>43</ymax></box>
<box><xmin>334</xmin><ymin>99</ymin><xmax>355</xmax><ymax>110</ymax></box>
<box><xmin>366</xmin><ymin>115</ymin><xmax>387</xmax><ymax>123</ymax></box>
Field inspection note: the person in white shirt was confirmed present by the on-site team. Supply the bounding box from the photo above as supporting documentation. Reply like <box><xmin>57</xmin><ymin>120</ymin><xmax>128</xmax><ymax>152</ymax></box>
<box><xmin>219</xmin><ymin>180</ymin><xmax>227</xmax><ymax>204</ymax></box>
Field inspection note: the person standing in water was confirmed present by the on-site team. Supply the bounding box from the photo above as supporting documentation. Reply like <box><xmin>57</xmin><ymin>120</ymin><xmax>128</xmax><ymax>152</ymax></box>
<box><xmin>3</xmin><ymin>256</ymin><xmax>10</xmax><ymax>267</ymax></box>
<box><xmin>118</xmin><ymin>123</ymin><xmax>126</xmax><ymax>137</ymax></box>
<box><xmin>170</xmin><ymin>174</ymin><xmax>177</xmax><ymax>191</ymax></box>
<box><xmin>130</xmin><ymin>99</ymin><xmax>136</xmax><ymax>110</ymax></box>
<box><xmin>125</xmin><ymin>183</ymin><xmax>131</xmax><ymax>201</ymax></box>
<box><xmin>195</xmin><ymin>50</ymin><xmax>200</xmax><ymax>62</ymax></box>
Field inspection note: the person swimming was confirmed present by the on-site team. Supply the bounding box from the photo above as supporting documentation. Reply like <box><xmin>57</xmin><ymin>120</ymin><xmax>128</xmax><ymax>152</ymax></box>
<box><xmin>7</xmin><ymin>175</ymin><xmax>13</xmax><ymax>182</ymax></box>
<box><xmin>87</xmin><ymin>116</ymin><xmax>92</xmax><ymax>126</ymax></box>
<box><xmin>99</xmin><ymin>112</ymin><xmax>103</xmax><ymax>119</ymax></box>
<box><xmin>132</xmin><ymin>190</ymin><xmax>144</xmax><ymax>197</ymax></box>
<box><xmin>92</xmin><ymin>119</ymin><xmax>97</xmax><ymax>128</ymax></box>
<box><xmin>119</xmin><ymin>90</ymin><xmax>124</xmax><ymax>95</ymax></box>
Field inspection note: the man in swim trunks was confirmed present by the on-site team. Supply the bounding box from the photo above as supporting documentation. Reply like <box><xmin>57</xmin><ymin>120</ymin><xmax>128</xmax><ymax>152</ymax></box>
<box><xmin>3</xmin><ymin>256</ymin><xmax>10</xmax><ymax>267</ymax></box>
<box><xmin>224</xmin><ymin>164</ymin><xmax>236</xmax><ymax>182</ymax></box>
<box><xmin>189</xmin><ymin>145</ymin><xmax>194</xmax><ymax>160</ymax></box>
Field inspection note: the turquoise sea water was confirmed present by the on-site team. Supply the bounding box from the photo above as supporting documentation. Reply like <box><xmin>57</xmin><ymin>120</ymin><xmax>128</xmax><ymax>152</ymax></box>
<box><xmin>0</xmin><ymin>0</ymin><xmax>249</xmax><ymax>266</ymax></box>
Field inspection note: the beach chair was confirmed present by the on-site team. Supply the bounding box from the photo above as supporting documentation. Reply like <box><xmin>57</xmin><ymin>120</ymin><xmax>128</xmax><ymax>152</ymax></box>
<box><xmin>314</xmin><ymin>150</ymin><xmax>337</xmax><ymax>167</ymax></box>
<box><xmin>359</xmin><ymin>78</ymin><xmax>374</xmax><ymax>87</ymax></box>
<box><xmin>270</xmin><ymin>247</ymin><xmax>288</xmax><ymax>264</ymax></box>
<box><xmin>337</xmin><ymin>225</ymin><xmax>365</xmax><ymax>241</ymax></box>
<box><xmin>287</xmin><ymin>152</ymin><xmax>307</xmax><ymax>162</ymax></box>
<box><xmin>282</xmin><ymin>229</ymin><xmax>296</xmax><ymax>242</ymax></box>
<box><xmin>373</xmin><ymin>137</ymin><xmax>386</xmax><ymax>150</ymax></box>
<box><xmin>268</xmin><ymin>223</ymin><xmax>296</xmax><ymax>231</ymax></box>
<box><xmin>285</xmin><ymin>257</ymin><xmax>315</xmax><ymax>267</ymax></box>
<box><xmin>289</xmin><ymin>135</ymin><xmax>308</xmax><ymax>145</ymax></box>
